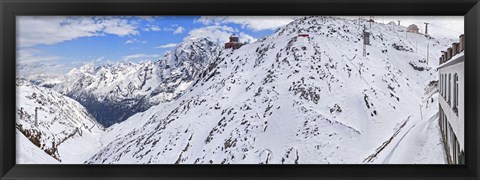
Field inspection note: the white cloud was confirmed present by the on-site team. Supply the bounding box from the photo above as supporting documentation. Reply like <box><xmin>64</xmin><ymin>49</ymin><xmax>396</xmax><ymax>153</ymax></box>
<box><xmin>17</xmin><ymin>48</ymin><xmax>59</xmax><ymax>64</ymax></box>
<box><xmin>16</xmin><ymin>48</ymin><xmax>116</xmax><ymax>76</ymax></box>
<box><xmin>125</xmin><ymin>39</ymin><xmax>136</xmax><ymax>44</ymax></box>
<box><xmin>237</xmin><ymin>32</ymin><xmax>257</xmax><ymax>43</ymax></box>
<box><xmin>150</xmin><ymin>26</ymin><xmax>161</xmax><ymax>31</ymax></box>
<box><xmin>185</xmin><ymin>25</ymin><xmax>256</xmax><ymax>44</ymax></box>
<box><xmin>17</xmin><ymin>63</ymin><xmax>69</xmax><ymax>77</ymax></box>
<box><xmin>16</xmin><ymin>48</ymin><xmax>70</xmax><ymax>76</ymax></box>
<box><xmin>102</xmin><ymin>18</ymin><xmax>139</xmax><ymax>36</ymax></box>
<box><xmin>139</xmin><ymin>16</ymin><xmax>164</xmax><ymax>22</ymax></box>
<box><xmin>144</xmin><ymin>24</ymin><xmax>161</xmax><ymax>32</ymax></box>
<box><xmin>144</xmin><ymin>24</ymin><xmax>185</xmax><ymax>34</ymax></box>
<box><xmin>125</xmin><ymin>38</ymin><xmax>147</xmax><ymax>44</ymax></box>
<box><xmin>17</xmin><ymin>16</ymin><xmax>139</xmax><ymax>47</ymax></box>
<box><xmin>196</xmin><ymin>16</ymin><xmax>297</xmax><ymax>31</ymax></box>
<box><xmin>138</xmin><ymin>16</ymin><xmax>155</xmax><ymax>22</ymax></box>
<box><xmin>162</xmin><ymin>25</ymin><xmax>186</xmax><ymax>35</ymax></box>
<box><xmin>122</xmin><ymin>54</ymin><xmax>161</xmax><ymax>62</ymax></box>
<box><xmin>155</xmin><ymin>43</ymin><xmax>178</xmax><ymax>49</ymax></box>
<box><xmin>92</xmin><ymin>56</ymin><xmax>106</xmax><ymax>63</ymax></box>
<box><xmin>173</xmin><ymin>26</ymin><xmax>185</xmax><ymax>34</ymax></box>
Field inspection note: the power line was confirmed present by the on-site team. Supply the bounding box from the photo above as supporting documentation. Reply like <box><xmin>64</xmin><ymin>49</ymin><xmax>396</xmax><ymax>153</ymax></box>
<box><xmin>395</xmin><ymin>20</ymin><xmax>462</xmax><ymax>35</ymax></box>
<box><xmin>429</xmin><ymin>23</ymin><xmax>463</xmax><ymax>34</ymax></box>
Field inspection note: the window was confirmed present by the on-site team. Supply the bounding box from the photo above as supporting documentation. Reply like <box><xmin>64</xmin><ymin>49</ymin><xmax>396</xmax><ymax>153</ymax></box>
<box><xmin>440</xmin><ymin>74</ymin><xmax>443</xmax><ymax>96</ymax></box>
<box><xmin>444</xmin><ymin>74</ymin><xmax>447</xmax><ymax>99</ymax></box>
<box><xmin>453</xmin><ymin>73</ymin><xmax>458</xmax><ymax>114</ymax></box>
<box><xmin>442</xmin><ymin>74</ymin><xmax>444</xmax><ymax>96</ymax></box>
<box><xmin>443</xmin><ymin>74</ymin><xmax>445</xmax><ymax>97</ymax></box>
<box><xmin>448</xmin><ymin>73</ymin><xmax>451</xmax><ymax>105</ymax></box>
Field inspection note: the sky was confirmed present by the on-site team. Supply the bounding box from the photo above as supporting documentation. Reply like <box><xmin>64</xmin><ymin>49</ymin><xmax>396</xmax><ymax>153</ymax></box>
<box><xmin>16</xmin><ymin>16</ymin><xmax>464</xmax><ymax>76</ymax></box>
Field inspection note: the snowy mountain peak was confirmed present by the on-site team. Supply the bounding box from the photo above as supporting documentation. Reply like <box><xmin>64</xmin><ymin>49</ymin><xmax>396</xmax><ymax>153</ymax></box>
<box><xmin>50</xmin><ymin>37</ymin><xmax>222</xmax><ymax>127</ymax></box>
<box><xmin>158</xmin><ymin>37</ymin><xmax>220</xmax><ymax>69</ymax></box>
<box><xmin>85</xmin><ymin>16</ymin><xmax>453</xmax><ymax>164</ymax></box>
<box><xmin>67</xmin><ymin>63</ymin><xmax>97</xmax><ymax>75</ymax></box>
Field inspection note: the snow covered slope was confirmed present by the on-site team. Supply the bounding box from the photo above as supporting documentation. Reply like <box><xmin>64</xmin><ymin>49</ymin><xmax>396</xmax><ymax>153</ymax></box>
<box><xmin>85</xmin><ymin>16</ymin><xmax>453</xmax><ymax>164</ymax></box>
<box><xmin>16</xmin><ymin>78</ymin><xmax>104</xmax><ymax>163</ymax></box>
<box><xmin>364</xmin><ymin>81</ymin><xmax>446</xmax><ymax>164</ymax></box>
<box><xmin>52</xmin><ymin>38</ymin><xmax>221</xmax><ymax>127</ymax></box>
<box><xmin>16</xmin><ymin>129</ymin><xmax>60</xmax><ymax>164</ymax></box>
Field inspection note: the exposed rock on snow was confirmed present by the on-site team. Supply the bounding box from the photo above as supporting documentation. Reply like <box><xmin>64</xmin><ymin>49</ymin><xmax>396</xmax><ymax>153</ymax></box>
<box><xmin>16</xmin><ymin>78</ymin><xmax>104</xmax><ymax>163</ymax></box>
<box><xmin>83</xmin><ymin>16</ymin><xmax>453</xmax><ymax>164</ymax></box>
<box><xmin>51</xmin><ymin>38</ymin><xmax>221</xmax><ymax>127</ymax></box>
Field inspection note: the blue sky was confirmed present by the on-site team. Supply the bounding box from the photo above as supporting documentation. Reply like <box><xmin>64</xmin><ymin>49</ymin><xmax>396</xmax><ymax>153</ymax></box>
<box><xmin>16</xmin><ymin>16</ymin><xmax>463</xmax><ymax>76</ymax></box>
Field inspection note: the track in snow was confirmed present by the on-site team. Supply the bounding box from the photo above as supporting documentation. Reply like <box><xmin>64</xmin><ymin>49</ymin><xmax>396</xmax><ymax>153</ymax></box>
<box><xmin>363</xmin><ymin>116</ymin><xmax>411</xmax><ymax>163</ymax></box>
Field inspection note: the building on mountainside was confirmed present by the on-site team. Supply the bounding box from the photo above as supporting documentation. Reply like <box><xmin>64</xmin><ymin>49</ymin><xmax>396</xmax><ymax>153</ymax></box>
<box><xmin>224</xmin><ymin>34</ymin><xmax>244</xmax><ymax>49</ymax></box>
<box><xmin>298</xmin><ymin>34</ymin><xmax>309</xmax><ymax>37</ymax></box>
<box><xmin>437</xmin><ymin>34</ymin><xmax>465</xmax><ymax>164</ymax></box>
<box><xmin>407</xmin><ymin>24</ymin><xmax>419</xmax><ymax>33</ymax></box>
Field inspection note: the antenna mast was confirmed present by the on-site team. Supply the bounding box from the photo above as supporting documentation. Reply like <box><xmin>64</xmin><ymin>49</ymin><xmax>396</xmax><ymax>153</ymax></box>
<box><xmin>424</xmin><ymin>22</ymin><xmax>430</xmax><ymax>34</ymax></box>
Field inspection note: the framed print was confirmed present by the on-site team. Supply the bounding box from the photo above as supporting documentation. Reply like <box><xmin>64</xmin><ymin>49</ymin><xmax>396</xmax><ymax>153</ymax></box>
<box><xmin>1</xmin><ymin>0</ymin><xmax>479</xmax><ymax>179</ymax></box>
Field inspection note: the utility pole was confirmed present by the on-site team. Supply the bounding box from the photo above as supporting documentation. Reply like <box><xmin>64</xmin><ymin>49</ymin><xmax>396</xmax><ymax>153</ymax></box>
<box><xmin>424</xmin><ymin>22</ymin><xmax>429</xmax><ymax>34</ymax></box>
<box><xmin>363</xmin><ymin>41</ymin><xmax>367</xmax><ymax>57</ymax></box>
<box><xmin>35</xmin><ymin>107</ymin><xmax>38</xmax><ymax>127</ymax></box>
<box><xmin>363</xmin><ymin>25</ymin><xmax>369</xmax><ymax>57</ymax></box>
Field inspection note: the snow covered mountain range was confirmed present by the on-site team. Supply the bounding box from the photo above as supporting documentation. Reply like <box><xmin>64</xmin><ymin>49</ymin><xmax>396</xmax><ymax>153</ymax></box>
<box><xmin>49</xmin><ymin>38</ymin><xmax>221</xmax><ymax>127</ymax></box>
<box><xmin>17</xmin><ymin>16</ymin><xmax>452</xmax><ymax>164</ymax></box>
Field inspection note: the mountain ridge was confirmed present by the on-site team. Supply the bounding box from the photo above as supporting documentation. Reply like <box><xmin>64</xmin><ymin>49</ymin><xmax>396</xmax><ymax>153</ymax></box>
<box><xmin>50</xmin><ymin>37</ymin><xmax>222</xmax><ymax>127</ymax></box>
<box><xmin>84</xmin><ymin>16</ymin><xmax>451</xmax><ymax>164</ymax></box>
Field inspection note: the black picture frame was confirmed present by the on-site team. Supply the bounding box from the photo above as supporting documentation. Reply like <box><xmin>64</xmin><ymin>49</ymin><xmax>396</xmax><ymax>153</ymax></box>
<box><xmin>1</xmin><ymin>0</ymin><xmax>479</xmax><ymax>179</ymax></box>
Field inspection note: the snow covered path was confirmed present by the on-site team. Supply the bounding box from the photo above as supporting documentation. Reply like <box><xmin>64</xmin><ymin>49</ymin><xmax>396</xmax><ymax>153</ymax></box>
<box><xmin>368</xmin><ymin>93</ymin><xmax>447</xmax><ymax>164</ymax></box>
<box><xmin>363</xmin><ymin>116</ymin><xmax>411</xmax><ymax>163</ymax></box>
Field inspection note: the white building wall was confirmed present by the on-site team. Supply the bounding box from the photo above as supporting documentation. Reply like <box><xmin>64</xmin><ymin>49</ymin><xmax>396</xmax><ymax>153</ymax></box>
<box><xmin>438</xmin><ymin>57</ymin><xmax>464</xmax><ymax>151</ymax></box>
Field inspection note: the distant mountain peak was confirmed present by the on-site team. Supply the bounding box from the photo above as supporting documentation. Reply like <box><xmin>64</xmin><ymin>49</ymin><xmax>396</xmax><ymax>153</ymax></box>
<box><xmin>48</xmin><ymin>37</ymin><xmax>221</xmax><ymax>127</ymax></box>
